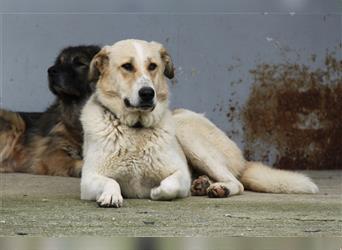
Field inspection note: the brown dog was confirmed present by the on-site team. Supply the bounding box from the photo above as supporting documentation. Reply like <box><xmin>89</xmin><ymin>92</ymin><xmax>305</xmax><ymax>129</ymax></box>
<box><xmin>0</xmin><ymin>45</ymin><xmax>100</xmax><ymax>177</ymax></box>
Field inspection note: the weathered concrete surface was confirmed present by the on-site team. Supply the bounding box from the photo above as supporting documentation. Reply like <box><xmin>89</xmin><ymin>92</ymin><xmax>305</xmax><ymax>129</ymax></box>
<box><xmin>0</xmin><ymin>171</ymin><xmax>341</xmax><ymax>237</ymax></box>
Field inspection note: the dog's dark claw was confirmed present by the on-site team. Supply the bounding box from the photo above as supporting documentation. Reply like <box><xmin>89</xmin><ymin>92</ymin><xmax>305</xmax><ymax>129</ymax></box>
<box><xmin>97</xmin><ymin>202</ymin><xmax>118</xmax><ymax>208</ymax></box>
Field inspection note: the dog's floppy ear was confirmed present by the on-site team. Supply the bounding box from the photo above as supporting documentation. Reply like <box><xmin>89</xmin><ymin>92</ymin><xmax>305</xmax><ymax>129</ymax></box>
<box><xmin>160</xmin><ymin>47</ymin><xmax>175</xmax><ymax>79</ymax></box>
<box><xmin>88</xmin><ymin>47</ymin><xmax>109</xmax><ymax>82</ymax></box>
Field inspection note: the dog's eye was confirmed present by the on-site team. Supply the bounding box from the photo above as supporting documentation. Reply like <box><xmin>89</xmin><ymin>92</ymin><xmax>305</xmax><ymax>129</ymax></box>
<box><xmin>148</xmin><ymin>63</ymin><xmax>157</xmax><ymax>71</ymax></box>
<box><xmin>121</xmin><ymin>63</ymin><xmax>134</xmax><ymax>72</ymax></box>
<box><xmin>73</xmin><ymin>57</ymin><xmax>87</xmax><ymax>67</ymax></box>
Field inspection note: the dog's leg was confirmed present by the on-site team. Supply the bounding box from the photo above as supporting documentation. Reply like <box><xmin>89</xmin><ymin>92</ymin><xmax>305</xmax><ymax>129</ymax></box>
<box><xmin>208</xmin><ymin>170</ymin><xmax>244</xmax><ymax>197</ymax></box>
<box><xmin>81</xmin><ymin>141</ymin><xmax>123</xmax><ymax>208</ymax></box>
<box><xmin>173</xmin><ymin>109</ymin><xmax>244</xmax><ymax>198</ymax></box>
<box><xmin>81</xmin><ymin>173</ymin><xmax>123</xmax><ymax>208</ymax></box>
<box><xmin>150</xmin><ymin>170</ymin><xmax>190</xmax><ymax>200</ymax></box>
<box><xmin>30</xmin><ymin>149</ymin><xmax>84</xmax><ymax>177</ymax></box>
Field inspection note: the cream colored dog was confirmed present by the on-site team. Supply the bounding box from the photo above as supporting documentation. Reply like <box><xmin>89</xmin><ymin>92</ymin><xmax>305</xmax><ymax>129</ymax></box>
<box><xmin>80</xmin><ymin>39</ymin><xmax>191</xmax><ymax>207</ymax></box>
<box><xmin>80</xmin><ymin>39</ymin><xmax>318</xmax><ymax>207</ymax></box>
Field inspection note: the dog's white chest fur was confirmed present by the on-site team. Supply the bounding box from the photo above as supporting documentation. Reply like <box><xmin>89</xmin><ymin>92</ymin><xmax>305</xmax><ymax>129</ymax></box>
<box><xmin>81</xmin><ymin>96</ymin><xmax>188</xmax><ymax>199</ymax></box>
<box><xmin>99</xmin><ymin>122</ymin><xmax>178</xmax><ymax>198</ymax></box>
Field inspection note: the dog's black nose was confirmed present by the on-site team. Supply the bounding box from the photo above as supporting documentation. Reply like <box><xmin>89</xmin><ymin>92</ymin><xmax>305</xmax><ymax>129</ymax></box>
<box><xmin>48</xmin><ymin>66</ymin><xmax>58</xmax><ymax>76</ymax></box>
<box><xmin>139</xmin><ymin>87</ymin><xmax>155</xmax><ymax>102</ymax></box>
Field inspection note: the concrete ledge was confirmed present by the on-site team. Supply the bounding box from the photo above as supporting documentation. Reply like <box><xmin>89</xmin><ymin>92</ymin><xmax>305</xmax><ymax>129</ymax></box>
<box><xmin>0</xmin><ymin>171</ymin><xmax>341</xmax><ymax>236</ymax></box>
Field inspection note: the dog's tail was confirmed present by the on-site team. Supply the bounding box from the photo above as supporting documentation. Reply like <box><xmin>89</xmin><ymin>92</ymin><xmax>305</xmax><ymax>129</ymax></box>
<box><xmin>240</xmin><ymin>161</ymin><xmax>319</xmax><ymax>194</ymax></box>
<box><xmin>0</xmin><ymin>109</ymin><xmax>26</xmax><ymax>172</ymax></box>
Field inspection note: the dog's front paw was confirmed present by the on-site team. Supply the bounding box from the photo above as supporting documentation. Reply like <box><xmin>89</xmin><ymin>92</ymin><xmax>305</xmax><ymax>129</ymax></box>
<box><xmin>96</xmin><ymin>190</ymin><xmax>123</xmax><ymax>208</ymax></box>
<box><xmin>150</xmin><ymin>185</ymin><xmax>177</xmax><ymax>201</ymax></box>
<box><xmin>150</xmin><ymin>186</ymin><xmax>167</xmax><ymax>200</ymax></box>
<box><xmin>207</xmin><ymin>183</ymin><xmax>230</xmax><ymax>198</ymax></box>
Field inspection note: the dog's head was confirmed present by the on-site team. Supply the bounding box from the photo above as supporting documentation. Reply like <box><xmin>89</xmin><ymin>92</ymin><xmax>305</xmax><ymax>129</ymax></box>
<box><xmin>90</xmin><ymin>39</ymin><xmax>175</xmax><ymax>128</ymax></box>
<box><xmin>48</xmin><ymin>45</ymin><xmax>101</xmax><ymax>103</ymax></box>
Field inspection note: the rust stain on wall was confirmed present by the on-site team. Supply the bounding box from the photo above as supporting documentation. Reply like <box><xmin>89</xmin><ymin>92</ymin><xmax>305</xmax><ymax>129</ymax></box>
<box><xmin>243</xmin><ymin>53</ymin><xmax>342</xmax><ymax>170</ymax></box>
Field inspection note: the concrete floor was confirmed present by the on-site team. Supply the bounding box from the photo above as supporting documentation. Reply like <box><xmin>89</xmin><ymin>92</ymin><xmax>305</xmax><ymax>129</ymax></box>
<box><xmin>0</xmin><ymin>171</ymin><xmax>341</xmax><ymax>237</ymax></box>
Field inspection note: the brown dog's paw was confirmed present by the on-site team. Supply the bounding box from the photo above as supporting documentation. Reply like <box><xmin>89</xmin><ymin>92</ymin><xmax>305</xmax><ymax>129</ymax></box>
<box><xmin>71</xmin><ymin>160</ymin><xmax>83</xmax><ymax>177</ymax></box>
<box><xmin>207</xmin><ymin>183</ymin><xmax>230</xmax><ymax>198</ymax></box>
<box><xmin>191</xmin><ymin>175</ymin><xmax>211</xmax><ymax>196</ymax></box>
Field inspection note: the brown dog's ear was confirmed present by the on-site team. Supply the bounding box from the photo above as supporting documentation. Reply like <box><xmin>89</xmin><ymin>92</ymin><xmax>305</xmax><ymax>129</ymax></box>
<box><xmin>160</xmin><ymin>47</ymin><xmax>175</xmax><ymax>79</ymax></box>
<box><xmin>88</xmin><ymin>48</ymin><xmax>109</xmax><ymax>82</ymax></box>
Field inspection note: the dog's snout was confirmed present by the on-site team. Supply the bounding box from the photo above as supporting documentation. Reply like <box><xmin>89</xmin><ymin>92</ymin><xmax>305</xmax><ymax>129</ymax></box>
<box><xmin>139</xmin><ymin>87</ymin><xmax>155</xmax><ymax>102</ymax></box>
<box><xmin>48</xmin><ymin>66</ymin><xmax>58</xmax><ymax>76</ymax></box>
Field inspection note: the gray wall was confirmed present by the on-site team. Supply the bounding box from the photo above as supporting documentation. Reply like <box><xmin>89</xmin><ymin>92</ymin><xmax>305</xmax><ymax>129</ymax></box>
<box><xmin>0</xmin><ymin>1</ymin><xmax>341</xmax><ymax>168</ymax></box>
